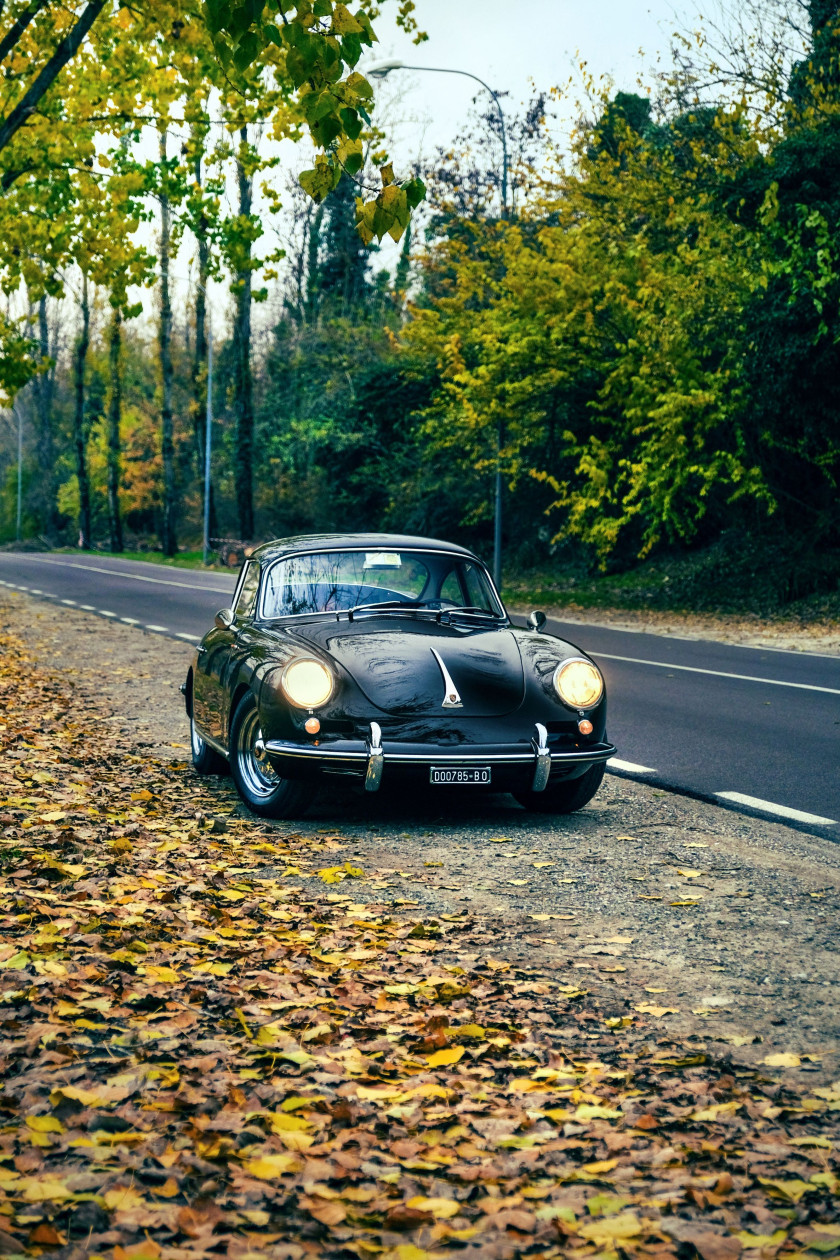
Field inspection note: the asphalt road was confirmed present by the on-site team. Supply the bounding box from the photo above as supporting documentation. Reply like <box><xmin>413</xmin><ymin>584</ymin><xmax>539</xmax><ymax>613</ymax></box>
<box><xmin>1</xmin><ymin>551</ymin><xmax>838</xmax><ymax>835</ymax></box>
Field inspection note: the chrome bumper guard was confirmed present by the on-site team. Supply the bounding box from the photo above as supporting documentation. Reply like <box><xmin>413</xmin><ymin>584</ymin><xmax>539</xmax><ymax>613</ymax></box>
<box><xmin>264</xmin><ymin>724</ymin><xmax>616</xmax><ymax>794</ymax></box>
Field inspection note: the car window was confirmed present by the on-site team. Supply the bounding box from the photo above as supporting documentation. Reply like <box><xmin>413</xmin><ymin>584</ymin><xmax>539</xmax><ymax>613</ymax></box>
<box><xmin>440</xmin><ymin>569</ymin><xmax>464</xmax><ymax>605</ymax></box>
<box><xmin>462</xmin><ymin>562</ymin><xmax>498</xmax><ymax>612</ymax></box>
<box><xmin>262</xmin><ymin>550</ymin><xmax>433</xmax><ymax>617</ymax></box>
<box><xmin>235</xmin><ymin>562</ymin><xmax>260</xmax><ymax>617</ymax></box>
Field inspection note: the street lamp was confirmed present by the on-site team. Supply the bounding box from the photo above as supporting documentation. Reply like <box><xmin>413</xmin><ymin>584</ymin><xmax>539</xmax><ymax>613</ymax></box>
<box><xmin>202</xmin><ymin>302</ymin><xmax>214</xmax><ymax>567</ymax></box>
<box><xmin>367</xmin><ymin>58</ymin><xmax>508</xmax><ymax>591</ymax></box>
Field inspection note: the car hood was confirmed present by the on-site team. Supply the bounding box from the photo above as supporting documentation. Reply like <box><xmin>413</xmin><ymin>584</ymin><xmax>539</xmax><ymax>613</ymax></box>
<box><xmin>282</xmin><ymin>617</ymin><xmax>525</xmax><ymax>717</ymax></box>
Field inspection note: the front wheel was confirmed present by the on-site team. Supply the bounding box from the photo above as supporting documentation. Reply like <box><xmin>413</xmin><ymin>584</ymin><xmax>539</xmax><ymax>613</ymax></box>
<box><xmin>514</xmin><ymin>761</ymin><xmax>606</xmax><ymax>814</ymax></box>
<box><xmin>229</xmin><ymin>693</ymin><xmax>316</xmax><ymax>819</ymax></box>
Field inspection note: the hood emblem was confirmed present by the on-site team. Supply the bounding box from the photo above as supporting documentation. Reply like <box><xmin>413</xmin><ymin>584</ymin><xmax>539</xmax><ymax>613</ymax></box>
<box><xmin>430</xmin><ymin>648</ymin><xmax>463</xmax><ymax>708</ymax></box>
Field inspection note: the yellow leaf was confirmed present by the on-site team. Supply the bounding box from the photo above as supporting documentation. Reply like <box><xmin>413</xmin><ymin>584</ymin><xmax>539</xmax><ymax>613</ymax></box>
<box><xmin>489</xmin><ymin>836</ymin><xmax>513</xmax><ymax>843</ymax></box>
<box><xmin>20</xmin><ymin>1176</ymin><xmax>76</xmax><ymax>1202</ymax></box>
<box><xmin>669</xmin><ymin>900</ymin><xmax>700</xmax><ymax>907</ymax></box>
<box><xmin>243</xmin><ymin>1153</ymin><xmax>302</xmax><ymax>1179</ymax></box>
<box><xmin>103</xmin><ymin>1185</ymin><xmax>150</xmax><ymax>1211</ymax></box>
<box><xmin>26</xmin><ymin>1115</ymin><xmax>64</xmax><ymax>1134</ymax></box>
<box><xmin>406</xmin><ymin>1196</ymin><xmax>461</xmax><ymax>1219</ymax></box>
<box><xmin>790</xmin><ymin>1136</ymin><xmax>833</xmax><ymax>1149</ymax></box>
<box><xmin>635</xmin><ymin>1003</ymin><xmax>679</xmax><ymax>1018</ymax></box>
<box><xmin>675</xmin><ymin>868</ymin><xmax>703</xmax><ymax>877</ymax></box>
<box><xmin>690</xmin><ymin>1101</ymin><xmax>742</xmax><ymax>1122</ymax></box>
<box><xmin>266</xmin><ymin>1112</ymin><xmax>311</xmax><ymax>1134</ymax></box>
<box><xmin>757</xmin><ymin>1177</ymin><xmax>815</xmax><ymax>1202</ymax></box>
<box><xmin>131</xmin><ymin>790</ymin><xmax>154</xmax><ymax>801</ymax></box>
<box><xmin>762</xmin><ymin>1052</ymin><xmax>801</xmax><ymax>1067</ymax></box>
<box><xmin>735</xmin><ymin>1230</ymin><xmax>787</xmax><ymax>1248</ymax></box>
<box><xmin>582</xmin><ymin>1158</ymin><xmax>620</xmax><ymax>1173</ymax></box>
<box><xmin>40</xmin><ymin>811</ymin><xmax>66</xmax><ymax>822</ymax></box>
<box><xmin>578</xmin><ymin>1211</ymin><xmax>642</xmax><ymax>1242</ymax></box>
<box><xmin>427</xmin><ymin>1046</ymin><xmax>465</xmax><ymax>1068</ymax></box>
<box><xmin>144</xmin><ymin>965</ymin><xmax>180</xmax><ymax>984</ymax></box>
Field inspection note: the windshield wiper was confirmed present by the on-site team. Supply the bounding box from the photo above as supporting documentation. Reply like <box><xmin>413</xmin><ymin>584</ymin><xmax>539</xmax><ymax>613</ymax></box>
<box><xmin>347</xmin><ymin>600</ymin><xmax>439</xmax><ymax>620</ymax></box>
<box><xmin>440</xmin><ymin>605</ymin><xmax>506</xmax><ymax>621</ymax></box>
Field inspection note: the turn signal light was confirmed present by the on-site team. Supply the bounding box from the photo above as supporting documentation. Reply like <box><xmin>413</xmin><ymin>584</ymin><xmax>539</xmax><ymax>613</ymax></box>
<box><xmin>305</xmin><ymin>717</ymin><xmax>321</xmax><ymax>735</ymax></box>
<box><xmin>578</xmin><ymin>719</ymin><xmax>593</xmax><ymax>735</ymax></box>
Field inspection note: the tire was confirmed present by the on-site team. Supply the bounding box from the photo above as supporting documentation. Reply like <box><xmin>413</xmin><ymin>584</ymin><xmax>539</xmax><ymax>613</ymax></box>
<box><xmin>190</xmin><ymin>699</ymin><xmax>227</xmax><ymax>775</ymax></box>
<box><xmin>229</xmin><ymin>692</ymin><xmax>317</xmax><ymax>819</ymax></box>
<box><xmin>514</xmin><ymin>761</ymin><xmax>606</xmax><ymax>815</ymax></box>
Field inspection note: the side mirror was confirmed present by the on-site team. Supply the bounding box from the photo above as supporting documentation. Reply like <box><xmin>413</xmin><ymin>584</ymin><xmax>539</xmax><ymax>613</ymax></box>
<box><xmin>215</xmin><ymin>608</ymin><xmax>234</xmax><ymax>630</ymax></box>
<box><xmin>528</xmin><ymin>610</ymin><xmax>547</xmax><ymax>633</ymax></box>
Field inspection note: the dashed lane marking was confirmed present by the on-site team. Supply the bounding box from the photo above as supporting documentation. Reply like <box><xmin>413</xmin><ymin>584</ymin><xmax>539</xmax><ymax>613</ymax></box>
<box><xmin>595</xmin><ymin>652</ymin><xmax>840</xmax><ymax>696</ymax></box>
<box><xmin>145</xmin><ymin>624</ymin><xmax>169</xmax><ymax>632</ymax></box>
<box><xmin>608</xmin><ymin>757</ymin><xmax>657</xmax><ymax>774</ymax></box>
<box><xmin>60</xmin><ymin>599</ymin><xmax>76</xmax><ymax>605</ymax></box>
<box><xmin>120</xmin><ymin>617</ymin><xmax>139</xmax><ymax>625</ymax></box>
<box><xmin>79</xmin><ymin>604</ymin><xmax>95</xmax><ymax>611</ymax></box>
<box><xmin>715</xmin><ymin>791</ymin><xmax>837</xmax><ymax>826</ymax></box>
<box><xmin>99</xmin><ymin>611</ymin><xmax>116</xmax><ymax>617</ymax></box>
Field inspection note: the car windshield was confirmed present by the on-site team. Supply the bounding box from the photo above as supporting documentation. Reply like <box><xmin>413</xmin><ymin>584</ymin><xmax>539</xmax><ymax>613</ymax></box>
<box><xmin>260</xmin><ymin>549</ymin><xmax>504</xmax><ymax>619</ymax></box>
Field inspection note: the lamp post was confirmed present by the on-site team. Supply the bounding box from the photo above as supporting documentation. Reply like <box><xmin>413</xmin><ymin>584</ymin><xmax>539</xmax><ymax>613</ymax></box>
<box><xmin>367</xmin><ymin>59</ymin><xmax>508</xmax><ymax>591</ymax></box>
<box><xmin>202</xmin><ymin>322</ymin><xmax>213</xmax><ymax>566</ymax></box>
<box><xmin>14</xmin><ymin>397</ymin><xmax>22</xmax><ymax>542</ymax></box>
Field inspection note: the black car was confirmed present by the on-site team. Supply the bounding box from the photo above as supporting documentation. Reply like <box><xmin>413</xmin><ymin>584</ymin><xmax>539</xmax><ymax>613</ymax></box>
<box><xmin>185</xmin><ymin>533</ymin><xmax>616</xmax><ymax>818</ymax></box>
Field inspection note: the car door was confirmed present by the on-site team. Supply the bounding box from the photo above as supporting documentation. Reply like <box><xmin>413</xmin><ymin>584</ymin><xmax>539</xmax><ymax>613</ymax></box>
<box><xmin>194</xmin><ymin>561</ymin><xmax>261</xmax><ymax>744</ymax></box>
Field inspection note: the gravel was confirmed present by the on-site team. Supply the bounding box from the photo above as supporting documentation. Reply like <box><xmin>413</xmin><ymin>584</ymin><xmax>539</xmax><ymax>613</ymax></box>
<box><xmin>5</xmin><ymin>587</ymin><xmax>839</xmax><ymax>1079</ymax></box>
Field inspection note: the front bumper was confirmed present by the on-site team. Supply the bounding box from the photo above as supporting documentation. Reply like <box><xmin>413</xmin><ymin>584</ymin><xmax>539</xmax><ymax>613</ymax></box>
<box><xmin>262</xmin><ymin>722</ymin><xmax>616</xmax><ymax>794</ymax></box>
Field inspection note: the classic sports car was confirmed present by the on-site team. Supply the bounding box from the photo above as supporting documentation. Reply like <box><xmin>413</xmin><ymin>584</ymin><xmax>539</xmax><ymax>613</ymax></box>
<box><xmin>185</xmin><ymin>533</ymin><xmax>616</xmax><ymax>819</ymax></box>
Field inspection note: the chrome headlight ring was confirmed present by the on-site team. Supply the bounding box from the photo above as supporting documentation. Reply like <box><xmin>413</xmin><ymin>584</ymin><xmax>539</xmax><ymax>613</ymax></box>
<box><xmin>552</xmin><ymin>657</ymin><xmax>604</xmax><ymax>710</ymax></box>
<box><xmin>280</xmin><ymin>657</ymin><xmax>334</xmax><ymax>709</ymax></box>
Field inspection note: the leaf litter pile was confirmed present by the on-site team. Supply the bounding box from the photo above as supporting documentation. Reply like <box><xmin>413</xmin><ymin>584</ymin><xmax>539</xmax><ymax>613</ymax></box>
<box><xmin>0</xmin><ymin>625</ymin><xmax>838</xmax><ymax>1260</ymax></box>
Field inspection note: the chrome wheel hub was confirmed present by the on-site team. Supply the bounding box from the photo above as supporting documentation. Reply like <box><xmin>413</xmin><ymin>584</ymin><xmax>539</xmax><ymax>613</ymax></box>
<box><xmin>237</xmin><ymin>707</ymin><xmax>281</xmax><ymax>798</ymax></box>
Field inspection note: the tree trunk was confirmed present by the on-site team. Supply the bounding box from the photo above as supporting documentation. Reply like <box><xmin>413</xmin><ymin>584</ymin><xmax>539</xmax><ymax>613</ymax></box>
<box><xmin>233</xmin><ymin>125</ymin><xmax>254</xmax><ymax>540</ymax></box>
<box><xmin>72</xmin><ymin>275</ymin><xmax>92</xmax><ymax>549</ymax></box>
<box><xmin>190</xmin><ymin>143</ymin><xmax>217</xmax><ymax>539</ymax></box>
<box><xmin>106</xmin><ymin>304</ymin><xmax>123</xmax><ymax>553</ymax></box>
<box><xmin>33</xmin><ymin>294</ymin><xmax>58</xmax><ymax>538</ymax></box>
<box><xmin>159</xmin><ymin>128</ymin><xmax>177</xmax><ymax>557</ymax></box>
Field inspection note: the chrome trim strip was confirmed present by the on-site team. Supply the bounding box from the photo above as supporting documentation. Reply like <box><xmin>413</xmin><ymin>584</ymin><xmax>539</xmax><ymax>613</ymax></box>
<box><xmin>201</xmin><ymin>731</ymin><xmax>229</xmax><ymax>758</ymax></box>
<box><xmin>532</xmin><ymin>722</ymin><xmax>551</xmax><ymax>792</ymax></box>
<box><xmin>430</xmin><ymin>647</ymin><xmax>463</xmax><ymax>708</ymax></box>
<box><xmin>263</xmin><ymin>739</ymin><xmax>616</xmax><ymax>767</ymax></box>
<box><xmin>366</xmin><ymin>722</ymin><xmax>384</xmax><ymax>792</ymax></box>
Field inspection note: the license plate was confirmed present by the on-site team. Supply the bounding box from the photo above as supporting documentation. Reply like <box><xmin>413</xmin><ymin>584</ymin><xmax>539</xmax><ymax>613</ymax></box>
<box><xmin>430</xmin><ymin>766</ymin><xmax>491</xmax><ymax>785</ymax></box>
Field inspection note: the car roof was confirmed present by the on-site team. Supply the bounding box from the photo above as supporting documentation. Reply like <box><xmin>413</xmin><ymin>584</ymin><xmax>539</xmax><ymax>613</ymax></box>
<box><xmin>250</xmin><ymin>533</ymin><xmax>483</xmax><ymax>566</ymax></box>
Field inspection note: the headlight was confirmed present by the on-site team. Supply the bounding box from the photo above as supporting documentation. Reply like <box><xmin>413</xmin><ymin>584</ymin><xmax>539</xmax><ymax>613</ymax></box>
<box><xmin>281</xmin><ymin>658</ymin><xmax>334</xmax><ymax>708</ymax></box>
<box><xmin>553</xmin><ymin>658</ymin><xmax>603</xmax><ymax>709</ymax></box>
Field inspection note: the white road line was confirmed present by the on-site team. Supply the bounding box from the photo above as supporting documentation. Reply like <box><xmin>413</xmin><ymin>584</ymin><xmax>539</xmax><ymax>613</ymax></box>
<box><xmin>595</xmin><ymin>652</ymin><xmax>840</xmax><ymax>696</ymax></box>
<box><xmin>30</xmin><ymin>589</ymin><xmax>42</xmax><ymax>594</ymax></box>
<box><xmin>60</xmin><ymin>599</ymin><xmax>76</xmax><ymax>605</ymax></box>
<box><xmin>0</xmin><ymin>555</ymin><xmax>232</xmax><ymax>593</ymax></box>
<box><xmin>608</xmin><ymin>757</ymin><xmax>657</xmax><ymax>774</ymax></box>
<box><xmin>145</xmin><ymin>624</ymin><xmax>169</xmax><ymax>632</ymax></box>
<box><xmin>120</xmin><ymin>617</ymin><xmax>139</xmax><ymax>625</ymax></box>
<box><xmin>715</xmin><ymin>791</ymin><xmax>837</xmax><ymax>826</ymax></box>
<box><xmin>79</xmin><ymin>604</ymin><xmax>95</xmax><ymax>611</ymax></box>
<box><xmin>99</xmin><ymin>610</ymin><xmax>116</xmax><ymax>617</ymax></box>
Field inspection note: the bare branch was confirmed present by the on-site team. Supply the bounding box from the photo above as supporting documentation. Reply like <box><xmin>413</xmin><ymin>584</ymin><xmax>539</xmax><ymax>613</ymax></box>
<box><xmin>0</xmin><ymin>0</ymin><xmax>107</xmax><ymax>156</ymax></box>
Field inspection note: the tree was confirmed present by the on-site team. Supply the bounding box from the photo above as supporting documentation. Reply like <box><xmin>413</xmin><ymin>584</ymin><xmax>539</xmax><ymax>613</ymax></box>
<box><xmin>71</xmin><ymin>274</ymin><xmax>92</xmax><ymax>548</ymax></box>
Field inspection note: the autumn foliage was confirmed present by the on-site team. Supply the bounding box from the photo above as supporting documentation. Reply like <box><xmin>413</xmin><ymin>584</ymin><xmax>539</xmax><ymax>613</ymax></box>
<box><xmin>0</xmin><ymin>621</ymin><xmax>838</xmax><ymax>1258</ymax></box>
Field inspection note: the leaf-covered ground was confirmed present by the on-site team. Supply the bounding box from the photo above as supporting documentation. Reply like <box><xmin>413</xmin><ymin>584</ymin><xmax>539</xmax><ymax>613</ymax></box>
<box><xmin>0</xmin><ymin>625</ymin><xmax>838</xmax><ymax>1260</ymax></box>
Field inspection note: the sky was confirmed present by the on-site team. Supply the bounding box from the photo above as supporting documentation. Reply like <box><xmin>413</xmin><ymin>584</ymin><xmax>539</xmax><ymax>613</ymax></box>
<box><xmin>360</xmin><ymin>0</ymin><xmax>681</xmax><ymax>169</ymax></box>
